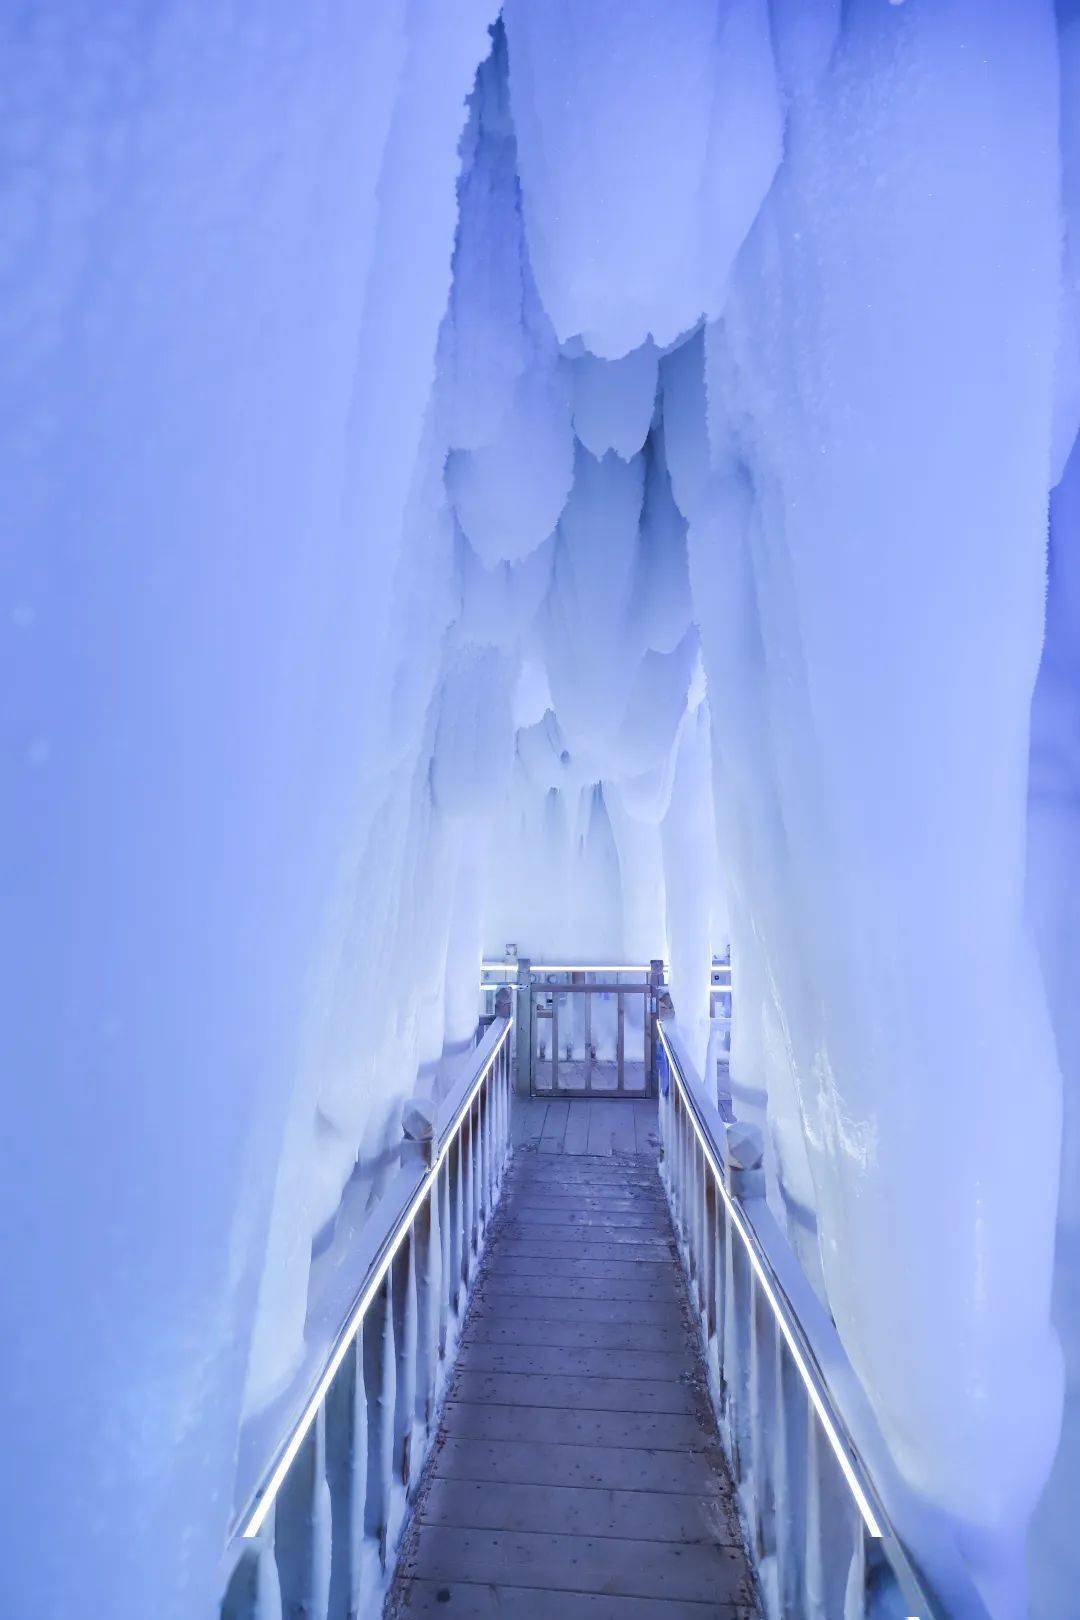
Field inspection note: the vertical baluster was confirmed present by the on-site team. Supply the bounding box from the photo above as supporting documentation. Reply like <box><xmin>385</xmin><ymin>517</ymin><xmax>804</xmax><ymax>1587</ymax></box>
<box><xmin>843</xmin><ymin>1519</ymin><xmax>869</xmax><ymax>1620</ymax></box>
<box><xmin>499</xmin><ymin>1035</ymin><xmax>510</xmax><ymax>1177</ymax></box>
<box><xmin>363</xmin><ymin>1274</ymin><xmax>394</xmax><ymax>1568</ymax></box>
<box><xmin>496</xmin><ymin>1038</ymin><xmax>507</xmax><ymax>1185</ymax></box>
<box><xmin>692</xmin><ymin>1134</ymin><xmax>704</xmax><ymax>1291</ymax></box>
<box><xmin>804</xmin><ymin>1408</ymin><xmax>827</xmax><ymax>1620</ymax></box>
<box><xmin>468</xmin><ymin>1094</ymin><xmax>479</xmax><ymax>1264</ymax></box>
<box><xmin>325</xmin><ymin>1337</ymin><xmax>370</xmax><ymax>1620</ymax></box>
<box><xmin>275</xmin><ymin>1405</ymin><xmax>332</xmax><ymax>1620</ymax></box>
<box><xmin>674</xmin><ymin>1096</ymin><xmax>683</xmax><ymax>1235</ymax></box>
<box><xmin>461</xmin><ymin>1104</ymin><xmax>475</xmax><ymax>1286</ymax></box>
<box><xmin>805</xmin><ymin>1406</ymin><xmax>855</xmax><ymax>1620</ymax></box>
<box><xmin>221</xmin><ymin>1533</ymin><xmax>282</xmax><ymax>1620</ymax></box>
<box><xmin>699</xmin><ymin>1141</ymin><xmax>710</xmax><ymax>1317</ymax></box>
<box><xmin>723</xmin><ymin>1208</ymin><xmax>752</xmax><ymax>1475</ymax></box>
<box><xmin>480</xmin><ymin>1069</ymin><xmax>491</xmax><ymax>1227</ymax></box>
<box><xmin>672</xmin><ymin>1095</ymin><xmax>683</xmax><ymax>1232</ymax></box>
<box><xmin>683</xmin><ymin>1095</ymin><xmax>693</xmax><ymax>1244</ymax></box>
<box><xmin>475</xmin><ymin>1091</ymin><xmax>486</xmax><ymax>1243</ymax></box>
<box><xmin>492</xmin><ymin>1053</ymin><xmax>501</xmax><ymax>1205</ymax></box>
<box><xmin>701</xmin><ymin>1174</ymin><xmax>719</xmax><ymax>1392</ymax></box>
<box><xmin>437</xmin><ymin>1154</ymin><xmax>452</xmax><ymax>1356</ymax></box>
<box><xmin>774</xmin><ymin>1345</ymin><xmax>809</xmax><ymax>1619</ymax></box>
<box><xmin>749</xmin><ymin>1275</ymin><xmax>777</xmax><ymax>1572</ymax></box>
<box><xmin>474</xmin><ymin>1082</ymin><xmax>485</xmax><ymax>1238</ymax></box>
<box><xmin>449</xmin><ymin>1131</ymin><xmax>464</xmax><ymax>1316</ymax></box>
<box><xmin>391</xmin><ymin>1229</ymin><xmax>417</xmax><ymax>1518</ymax></box>
<box><xmin>715</xmin><ymin>1186</ymin><xmax>729</xmax><ymax>1396</ymax></box>
<box><xmin>412</xmin><ymin>1181</ymin><xmax>440</xmax><ymax>1453</ymax></box>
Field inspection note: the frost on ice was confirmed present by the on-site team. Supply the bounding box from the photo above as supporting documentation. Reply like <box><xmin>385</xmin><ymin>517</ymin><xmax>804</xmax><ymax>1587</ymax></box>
<box><xmin>6</xmin><ymin>3</ymin><xmax>1080</xmax><ymax>1619</ymax></box>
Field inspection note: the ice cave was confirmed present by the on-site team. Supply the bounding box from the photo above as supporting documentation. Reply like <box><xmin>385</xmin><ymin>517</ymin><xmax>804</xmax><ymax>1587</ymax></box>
<box><xmin>5</xmin><ymin>2</ymin><xmax>1080</xmax><ymax>1617</ymax></box>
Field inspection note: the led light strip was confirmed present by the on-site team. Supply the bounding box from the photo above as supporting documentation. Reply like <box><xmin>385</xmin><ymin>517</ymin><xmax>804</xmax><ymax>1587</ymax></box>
<box><xmin>238</xmin><ymin>1018</ymin><xmax>514</xmax><ymax>1541</ymax></box>
<box><xmin>656</xmin><ymin>1021</ymin><xmax>884</xmax><ymax>1540</ymax></box>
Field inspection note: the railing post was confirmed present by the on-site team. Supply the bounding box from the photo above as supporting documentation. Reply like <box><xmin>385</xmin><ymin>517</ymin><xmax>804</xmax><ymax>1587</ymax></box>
<box><xmin>437</xmin><ymin>1156</ymin><xmax>451</xmax><ymax>1357</ymax></box>
<box><xmin>221</xmin><ymin>1535</ymin><xmax>282</xmax><ymax>1620</ymax></box>
<box><xmin>362</xmin><ymin>1276</ymin><xmax>394</xmax><ymax>1566</ymax></box>
<box><xmin>325</xmin><ymin>1336</ymin><xmax>370</xmax><ymax>1620</ymax></box>
<box><xmin>646</xmin><ymin>958</ymin><xmax>663</xmax><ymax>1095</ymax></box>
<box><xmin>515</xmin><ymin>958</ymin><xmax>533</xmax><ymax>1097</ymax></box>
<box><xmin>275</xmin><ymin>1405</ymin><xmax>331</xmax><ymax>1620</ymax></box>
<box><xmin>390</xmin><ymin>1230</ymin><xmax>417</xmax><ymax>1521</ymax></box>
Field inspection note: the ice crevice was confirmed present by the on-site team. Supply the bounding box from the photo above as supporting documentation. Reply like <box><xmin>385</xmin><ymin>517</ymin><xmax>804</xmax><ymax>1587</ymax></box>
<box><xmin>6</xmin><ymin>3</ymin><xmax>1080</xmax><ymax>1618</ymax></box>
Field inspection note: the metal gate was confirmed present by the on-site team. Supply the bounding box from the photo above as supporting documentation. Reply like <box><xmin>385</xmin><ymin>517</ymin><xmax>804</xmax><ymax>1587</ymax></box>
<box><xmin>512</xmin><ymin>961</ymin><xmax>664</xmax><ymax>1099</ymax></box>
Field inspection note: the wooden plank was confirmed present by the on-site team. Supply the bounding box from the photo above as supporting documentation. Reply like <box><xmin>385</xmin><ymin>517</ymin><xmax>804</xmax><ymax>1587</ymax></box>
<box><xmin>494</xmin><ymin>1237</ymin><xmax>674</xmax><ymax>1262</ymax></box>
<box><xmin>479</xmin><ymin>1273</ymin><xmax>678</xmax><ymax>1302</ymax></box>
<box><xmin>538</xmin><ymin>1100</ymin><xmax>570</xmax><ymax>1152</ymax></box>
<box><xmin>395</xmin><ymin>1579</ymin><xmax>756</xmax><ymax>1618</ymax></box>
<box><xmin>456</xmin><ymin>1341</ymin><xmax>693</xmax><ymax>1382</ymax></box>
<box><xmin>497</xmin><ymin>1224</ymin><xmax>677</xmax><ymax>1250</ymax></box>
<box><xmin>440</xmin><ymin>1400</ymin><xmax>718</xmax><ymax>1452</ymax></box>
<box><xmin>506</xmin><ymin>1178</ymin><xmax>660</xmax><ymax>1200</ymax></box>
<box><xmin>462</xmin><ymin>1316</ymin><xmax>686</xmax><ymax>1353</ymax></box>
<box><xmin>508</xmin><ymin>1174</ymin><xmax>664</xmax><ymax>1196</ymax></box>
<box><xmin>468</xmin><ymin>1294</ymin><xmax>682</xmax><ymax>1325</ymax></box>
<box><xmin>451</xmin><ymin>1370</ymin><xmax>697</xmax><ymax>1415</ymax></box>
<box><xmin>483</xmin><ymin>1253</ymin><xmax>671</xmax><ymax>1281</ymax></box>
<box><xmin>507</xmin><ymin>1192</ymin><xmax>666</xmax><ymax>1213</ymax></box>
<box><xmin>513</xmin><ymin>1147</ymin><xmax>656</xmax><ymax>1167</ymax></box>
<box><xmin>508</xmin><ymin>1165</ymin><xmax>661</xmax><ymax>1187</ymax></box>
<box><xmin>511</xmin><ymin>1100</ymin><xmax>549</xmax><ymax>1147</ymax></box>
<box><xmin>432</xmin><ymin>1436</ymin><xmax>730</xmax><ymax>1497</ymax></box>
<box><xmin>500</xmin><ymin>1208</ymin><xmax>658</xmax><ymax>1229</ymax></box>
<box><xmin>562</xmin><ymin>1099</ymin><xmax>592</xmax><ymax>1154</ymax></box>
<box><xmin>634</xmin><ymin>1100</ymin><xmax>661</xmax><ymax>1158</ymax></box>
<box><xmin>405</xmin><ymin>1526</ymin><xmax>754</xmax><ymax>1606</ymax></box>
<box><xmin>421</xmin><ymin>1478</ymin><xmax>740</xmax><ymax>1545</ymax></box>
<box><xmin>588</xmin><ymin>1098</ymin><xmax>638</xmax><ymax>1156</ymax></box>
<box><xmin>511</xmin><ymin>1154</ymin><xmax>658</xmax><ymax>1177</ymax></box>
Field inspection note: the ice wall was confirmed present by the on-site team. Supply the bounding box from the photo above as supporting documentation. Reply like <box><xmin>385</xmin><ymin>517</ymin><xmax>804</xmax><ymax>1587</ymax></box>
<box><xmin>1026</xmin><ymin>8</ymin><xmax>1080</xmax><ymax>1583</ymax></box>
<box><xmin>694</xmin><ymin>8</ymin><xmax>1065</xmax><ymax>1609</ymax></box>
<box><xmin>2</xmin><ymin>5</ymin><xmax>504</xmax><ymax>1616</ymax></box>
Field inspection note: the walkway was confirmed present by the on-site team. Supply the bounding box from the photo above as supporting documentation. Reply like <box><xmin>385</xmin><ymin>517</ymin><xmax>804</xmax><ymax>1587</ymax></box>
<box><xmin>387</xmin><ymin>1101</ymin><xmax>760</xmax><ymax>1617</ymax></box>
<box><xmin>511</xmin><ymin>1094</ymin><xmax>659</xmax><ymax>1156</ymax></box>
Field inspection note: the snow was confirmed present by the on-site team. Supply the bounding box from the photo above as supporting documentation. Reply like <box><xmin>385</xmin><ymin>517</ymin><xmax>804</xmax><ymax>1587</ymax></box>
<box><xmin>8</xmin><ymin>3</ymin><xmax>1080</xmax><ymax>1618</ymax></box>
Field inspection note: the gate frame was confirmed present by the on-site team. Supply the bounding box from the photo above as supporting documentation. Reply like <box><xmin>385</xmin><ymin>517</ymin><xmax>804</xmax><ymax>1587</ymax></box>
<box><xmin>514</xmin><ymin>959</ymin><xmax>664</xmax><ymax>1100</ymax></box>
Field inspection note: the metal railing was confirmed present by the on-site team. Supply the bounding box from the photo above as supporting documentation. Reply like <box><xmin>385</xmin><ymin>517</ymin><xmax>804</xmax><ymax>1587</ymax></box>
<box><xmin>220</xmin><ymin>1006</ymin><xmax>514</xmax><ymax>1620</ymax></box>
<box><xmin>657</xmin><ymin>1017</ymin><xmax>991</xmax><ymax>1620</ymax></box>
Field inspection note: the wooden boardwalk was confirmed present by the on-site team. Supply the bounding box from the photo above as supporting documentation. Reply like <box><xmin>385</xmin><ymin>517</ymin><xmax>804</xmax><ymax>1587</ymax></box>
<box><xmin>387</xmin><ymin>1101</ymin><xmax>759</xmax><ymax>1617</ymax></box>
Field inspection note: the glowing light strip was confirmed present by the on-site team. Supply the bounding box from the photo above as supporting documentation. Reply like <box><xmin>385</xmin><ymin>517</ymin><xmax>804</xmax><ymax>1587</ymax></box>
<box><xmin>238</xmin><ymin>1018</ymin><xmax>513</xmax><ymax>1541</ymax></box>
<box><xmin>656</xmin><ymin>1021</ymin><xmax>884</xmax><ymax>1540</ymax></box>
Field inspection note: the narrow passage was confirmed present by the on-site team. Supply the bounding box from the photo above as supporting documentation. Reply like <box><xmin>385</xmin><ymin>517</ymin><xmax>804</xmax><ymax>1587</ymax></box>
<box><xmin>389</xmin><ymin>1106</ymin><xmax>760</xmax><ymax>1616</ymax></box>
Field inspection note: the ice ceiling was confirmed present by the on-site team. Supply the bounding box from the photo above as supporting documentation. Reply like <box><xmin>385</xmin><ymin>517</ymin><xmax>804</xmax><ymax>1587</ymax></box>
<box><xmin>5</xmin><ymin>2</ymin><xmax>1080</xmax><ymax>1618</ymax></box>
